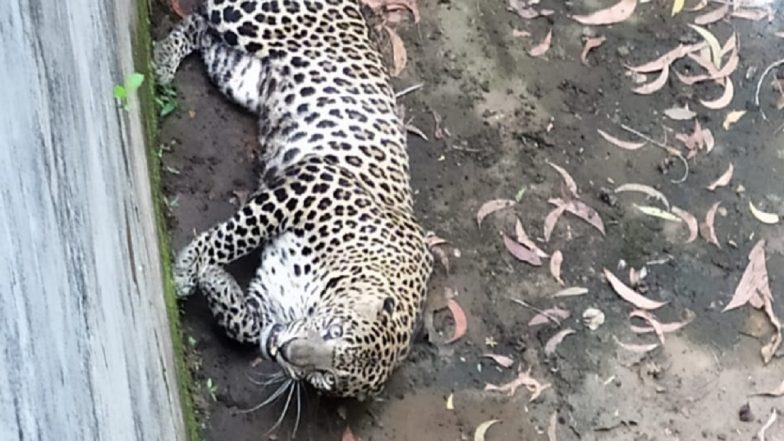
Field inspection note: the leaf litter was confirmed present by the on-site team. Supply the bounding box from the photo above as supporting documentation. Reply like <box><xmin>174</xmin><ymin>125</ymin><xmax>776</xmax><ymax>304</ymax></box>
<box><xmin>445</xmin><ymin>299</ymin><xmax>468</xmax><ymax>344</ymax></box>
<box><xmin>700</xmin><ymin>202</ymin><xmax>721</xmax><ymax>247</ymax></box>
<box><xmin>552</xmin><ymin>287</ymin><xmax>589</xmax><ymax>298</ymax></box>
<box><xmin>481</xmin><ymin>353</ymin><xmax>515</xmax><ymax>368</ymax></box>
<box><xmin>700</xmin><ymin>78</ymin><xmax>734</xmax><ymax>109</ymax></box>
<box><xmin>615</xmin><ymin>183</ymin><xmax>670</xmax><ymax>209</ymax></box>
<box><xmin>572</xmin><ymin>0</ymin><xmax>637</xmax><ymax>25</ymax></box>
<box><xmin>502</xmin><ymin>231</ymin><xmax>543</xmax><ymax>266</ymax></box>
<box><xmin>550</xmin><ymin>250</ymin><xmax>565</xmax><ymax>285</ymax></box>
<box><xmin>671</xmin><ymin>206</ymin><xmax>699</xmax><ymax>242</ymax></box>
<box><xmin>473</xmin><ymin>419</ymin><xmax>500</xmax><ymax>441</ymax></box>
<box><xmin>598</xmin><ymin>129</ymin><xmax>646</xmax><ymax>150</ymax></box>
<box><xmin>545</xmin><ymin>328</ymin><xmax>576</xmax><ymax>355</ymax></box>
<box><xmin>581</xmin><ymin>36</ymin><xmax>606</xmax><ymax>65</ymax></box>
<box><xmin>723</xmin><ymin>240</ymin><xmax>781</xmax><ymax>364</ymax></box>
<box><xmin>749</xmin><ymin>201</ymin><xmax>780</xmax><ymax>225</ymax></box>
<box><xmin>477</xmin><ymin>199</ymin><xmax>516</xmax><ymax>226</ymax></box>
<box><xmin>614</xmin><ymin>336</ymin><xmax>660</xmax><ymax>353</ymax></box>
<box><xmin>484</xmin><ymin>367</ymin><xmax>551</xmax><ymax>401</ymax></box>
<box><xmin>694</xmin><ymin>4</ymin><xmax>728</xmax><ymax>25</ymax></box>
<box><xmin>604</xmin><ymin>268</ymin><xmax>668</xmax><ymax>310</ymax></box>
<box><xmin>547</xmin><ymin>161</ymin><xmax>579</xmax><ymax>197</ymax></box>
<box><xmin>515</xmin><ymin>218</ymin><xmax>549</xmax><ymax>258</ymax></box>
<box><xmin>528</xmin><ymin>29</ymin><xmax>552</xmax><ymax>57</ymax></box>
<box><xmin>706</xmin><ymin>163</ymin><xmax>734</xmax><ymax>191</ymax></box>
<box><xmin>528</xmin><ymin>306</ymin><xmax>571</xmax><ymax>327</ymax></box>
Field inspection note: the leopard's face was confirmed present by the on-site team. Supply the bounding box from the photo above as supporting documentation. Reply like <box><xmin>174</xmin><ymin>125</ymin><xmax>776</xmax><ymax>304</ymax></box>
<box><xmin>260</xmin><ymin>282</ymin><xmax>411</xmax><ymax>399</ymax></box>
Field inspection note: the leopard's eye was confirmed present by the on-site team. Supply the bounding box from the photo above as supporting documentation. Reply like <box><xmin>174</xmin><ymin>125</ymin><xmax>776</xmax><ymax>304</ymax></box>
<box><xmin>325</xmin><ymin>322</ymin><xmax>343</xmax><ymax>340</ymax></box>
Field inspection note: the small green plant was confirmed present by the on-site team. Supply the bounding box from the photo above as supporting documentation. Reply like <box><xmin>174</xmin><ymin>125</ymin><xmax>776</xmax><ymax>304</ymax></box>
<box><xmin>155</xmin><ymin>84</ymin><xmax>179</xmax><ymax>117</ymax></box>
<box><xmin>186</xmin><ymin>335</ymin><xmax>198</xmax><ymax>348</ymax></box>
<box><xmin>113</xmin><ymin>72</ymin><xmax>145</xmax><ymax>110</ymax></box>
<box><xmin>205</xmin><ymin>378</ymin><xmax>218</xmax><ymax>401</ymax></box>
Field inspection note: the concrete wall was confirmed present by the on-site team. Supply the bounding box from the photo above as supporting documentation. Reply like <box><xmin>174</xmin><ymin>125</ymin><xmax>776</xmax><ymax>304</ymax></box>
<box><xmin>0</xmin><ymin>1</ymin><xmax>187</xmax><ymax>440</ymax></box>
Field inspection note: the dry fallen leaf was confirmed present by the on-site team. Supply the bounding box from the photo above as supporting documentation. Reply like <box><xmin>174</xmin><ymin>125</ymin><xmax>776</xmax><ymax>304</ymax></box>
<box><xmin>630</xmin><ymin>309</ymin><xmax>695</xmax><ymax>335</ymax></box>
<box><xmin>629</xmin><ymin>310</ymin><xmax>665</xmax><ymax>344</ymax></box>
<box><xmin>550</xmin><ymin>250</ymin><xmax>565</xmax><ymax>285</ymax></box>
<box><xmin>553</xmin><ymin>287</ymin><xmax>589</xmax><ymax>298</ymax></box>
<box><xmin>703</xmin><ymin>128</ymin><xmax>715</xmax><ymax>152</ymax></box>
<box><xmin>547</xmin><ymin>412</ymin><xmax>558</xmax><ymax>441</ymax></box>
<box><xmin>547</xmin><ymin>161</ymin><xmax>578</xmax><ymax>197</ymax></box>
<box><xmin>484</xmin><ymin>367</ymin><xmax>551</xmax><ymax>401</ymax></box>
<box><xmin>528</xmin><ymin>307</ymin><xmax>571</xmax><ymax>327</ymax></box>
<box><xmin>758</xmin><ymin>410</ymin><xmax>778</xmax><ymax>441</ymax></box>
<box><xmin>446</xmin><ymin>393</ymin><xmax>454</xmax><ymax>410</ymax></box>
<box><xmin>384</xmin><ymin>26</ymin><xmax>407</xmax><ymax>76</ymax></box>
<box><xmin>615</xmin><ymin>183</ymin><xmax>670</xmax><ymax>209</ymax></box>
<box><xmin>481</xmin><ymin>353</ymin><xmax>515</xmax><ymax>368</ymax></box>
<box><xmin>700</xmin><ymin>78</ymin><xmax>734</xmax><ymax>109</ymax></box>
<box><xmin>635</xmin><ymin>205</ymin><xmax>683</xmax><ymax>222</ymax></box>
<box><xmin>550</xmin><ymin>198</ymin><xmax>606</xmax><ymax>236</ymax></box>
<box><xmin>625</xmin><ymin>43</ymin><xmax>704</xmax><ymax>73</ymax></box>
<box><xmin>749</xmin><ymin>201</ymin><xmax>781</xmax><ymax>225</ymax></box>
<box><xmin>432</xmin><ymin>110</ymin><xmax>450</xmax><ymax>140</ymax></box>
<box><xmin>474</xmin><ymin>419</ymin><xmax>500</xmax><ymax>441</ymax></box>
<box><xmin>502</xmin><ymin>232</ymin><xmax>543</xmax><ymax>266</ymax></box>
<box><xmin>545</xmin><ymin>328</ymin><xmax>576</xmax><ymax>355</ymax></box>
<box><xmin>724</xmin><ymin>240</ymin><xmax>768</xmax><ymax>311</ymax></box>
<box><xmin>700</xmin><ymin>202</ymin><xmax>721</xmax><ymax>247</ymax></box>
<box><xmin>722</xmin><ymin>109</ymin><xmax>746</xmax><ymax>130</ymax></box>
<box><xmin>614</xmin><ymin>336</ymin><xmax>660</xmax><ymax>353</ymax></box>
<box><xmin>707</xmin><ymin>163</ymin><xmax>734</xmax><ymax>191</ymax></box>
<box><xmin>513</xmin><ymin>29</ymin><xmax>532</xmax><ymax>38</ymax></box>
<box><xmin>686</xmin><ymin>0</ymin><xmax>707</xmax><ymax>11</ymax></box>
<box><xmin>515</xmin><ymin>218</ymin><xmax>549</xmax><ymax>258</ymax></box>
<box><xmin>604</xmin><ymin>268</ymin><xmax>668</xmax><ymax>310</ymax></box>
<box><xmin>477</xmin><ymin>199</ymin><xmax>516</xmax><ymax>226</ymax></box>
<box><xmin>694</xmin><ymin>4</ymin><xmax>728</xmax><ymax>24</ymax></box>
<box><xmin>581</xmin><ymin>36</ymin><xmax>606</xmax><ymax>65</ymax></box>
<box><xmin>663</xmin><ymin>104</ymin><xmax>696</xmax><ymax>120</ymax></box>
<box><xmin>445</xmin><ymin>299</ymin><xmax>468</xmax><ymax>344</ymax></box>
<box><xmin>689</xmin><ymin>24</ymin><xmax>722</xmax><ymax>68</ymax></box>
<box><xmin>632</xmin><ymin>65</ymin><xmax>669</xmax><ymax>95</ymax></box>
<box><xmin>529</xmin><ymin>29</ymin><xmax>552</xmax><ymax>57</ymax></box>
<box><xmin>731</xmin><ymin>7</ymin><xmax>770</xmax><ymax>21</ymax></box>
<box><xmin>754</xmin><ymin>378</ymin><xmax>784</xmax><ymax>397</ymax></box>
<box><xmin>597</xmin><ymin>129</ymin><xmax>646</xmax><ymax>150</ymax></box>
<box><xmin>671</xmin><ymin>206</ymin><xmax>699</xmax><ymax>243</ymax></box>
<box><xmin>543</xmin><ymin>204</ymin><xmax>568</xmax><ymax>242</ymax></box>
<box><xmin>572</xmin><ymin>0</ymin><xmax>637</xmax><ymax>25</ymax></box>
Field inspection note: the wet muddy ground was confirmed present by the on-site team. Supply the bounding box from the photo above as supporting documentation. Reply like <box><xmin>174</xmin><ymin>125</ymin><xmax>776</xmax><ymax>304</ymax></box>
<box><xmin>152</xmin><ymin>0</ymin><xmax>784</xmax><ymax>439</ymax></box>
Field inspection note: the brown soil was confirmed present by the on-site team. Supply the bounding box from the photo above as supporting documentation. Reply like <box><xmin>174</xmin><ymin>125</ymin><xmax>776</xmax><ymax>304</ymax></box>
<box><xmin>152</xmin><ymin>0</ymin><xmax>784</xmax><ymax>439</ymax></box>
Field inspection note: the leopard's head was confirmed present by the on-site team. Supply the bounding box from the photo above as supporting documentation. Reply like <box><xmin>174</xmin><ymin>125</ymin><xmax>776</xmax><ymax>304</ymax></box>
<box><xmin>259</xmin><ymin>275</ymin><xmax>412</xmax><ymax>399</ymax></box>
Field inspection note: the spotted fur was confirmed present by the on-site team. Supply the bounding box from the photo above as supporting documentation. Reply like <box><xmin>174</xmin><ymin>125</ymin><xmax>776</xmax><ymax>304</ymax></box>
<box><xmin>153</xmin><ymin>0</ymin><xmax>432</xmax><ymax>400</ymax></box>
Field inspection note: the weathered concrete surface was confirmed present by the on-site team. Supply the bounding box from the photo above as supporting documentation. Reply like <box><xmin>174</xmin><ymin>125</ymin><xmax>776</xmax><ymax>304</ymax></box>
<box><xmin>0</xmin><ymin>1</ymin><xmax>186</xmax><ymax>440</ymax></box>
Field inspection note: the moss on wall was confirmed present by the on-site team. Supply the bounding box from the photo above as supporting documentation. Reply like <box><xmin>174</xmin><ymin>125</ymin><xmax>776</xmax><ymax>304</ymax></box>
<box><xmin>131</xmin><ymin>2</ymin><xmax>200</xmax><ymax>440</ymax></box>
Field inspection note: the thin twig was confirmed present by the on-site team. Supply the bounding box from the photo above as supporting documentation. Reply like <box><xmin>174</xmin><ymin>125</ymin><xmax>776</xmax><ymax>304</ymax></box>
<box><xmin>619</xmin><ymin>124</ymin><xmax>690</xmax><ymax>184</ymax></box>
<box><xmin>754</xmin><ymin>57</ymin><xmax>784</xmax><ymax>121</ymax></box>
<box><xmin>395</xmin><ymin>82</ymin><xmax>425</xmax><ymax>99</ymax></box>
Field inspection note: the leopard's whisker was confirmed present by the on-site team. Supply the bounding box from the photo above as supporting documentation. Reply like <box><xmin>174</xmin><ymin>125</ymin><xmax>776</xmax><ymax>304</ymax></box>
<box><xmin>247</xmin><ymin>369</ymin><xmax>286</xmax><ymax>386</ymax></box>
<box><xmin>239</xmin><ymin>379</ymin><xmax>292</xmax><ymax>414</ymax></box>
<box><xmin>291</xmin><ymin>382</ymin><xmax>302</xmax><ymax>439</ymax></box>
<box><xmin>266</xmin><ymin>380</ymin><xmax>296</xmax><ymax>435</ymax></box>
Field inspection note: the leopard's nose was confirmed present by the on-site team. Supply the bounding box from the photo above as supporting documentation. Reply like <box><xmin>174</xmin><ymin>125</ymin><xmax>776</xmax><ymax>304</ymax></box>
<box><xmin>260</xmin><ymin>323</ymin><xmax>285</xmax><ymax>360</ymax></box>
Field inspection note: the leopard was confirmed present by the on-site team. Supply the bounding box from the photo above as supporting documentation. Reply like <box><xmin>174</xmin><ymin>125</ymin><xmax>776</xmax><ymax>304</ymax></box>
<box><xmin>152</xmin><ymin>0</ymin><xmax>433</xmax><ymax>402</ymax></box>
